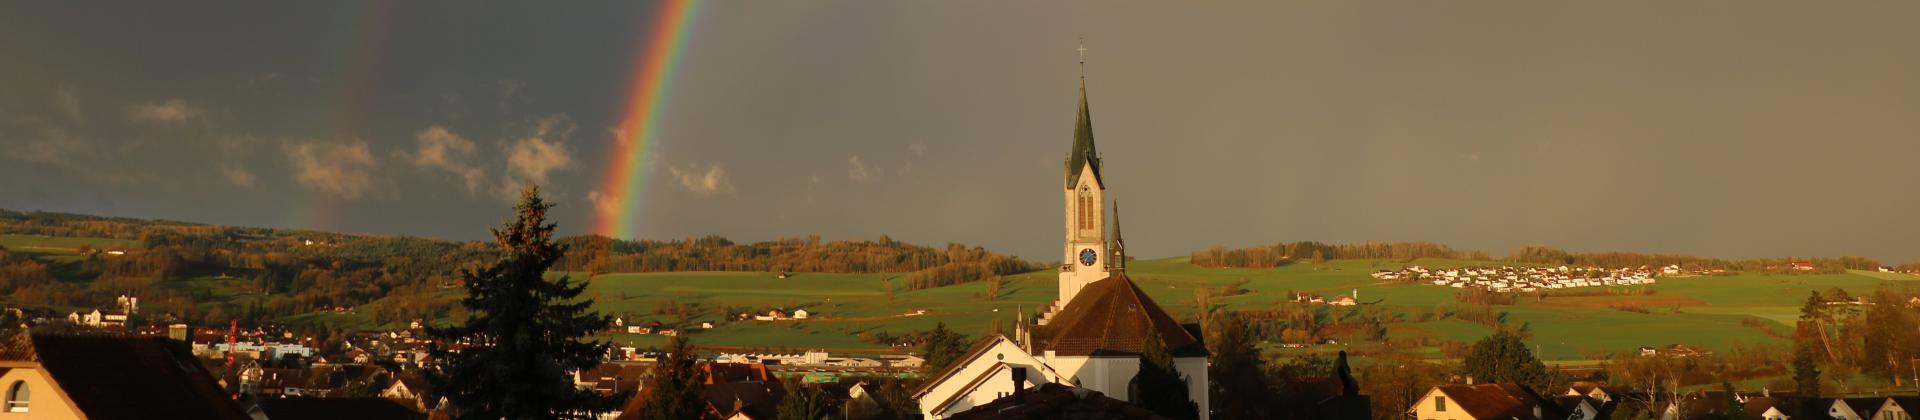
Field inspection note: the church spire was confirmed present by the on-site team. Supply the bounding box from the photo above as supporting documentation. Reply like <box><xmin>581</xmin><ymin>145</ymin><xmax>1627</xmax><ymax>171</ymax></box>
<box><xmin>1066</xmin><ymin>39</ymin><xmax>1102</xmax><ymax>189</ymax></box>
<box><xmin>1110</xmin><ymin>201</ymin><xmax>1126</xmax><ymax>271</ymax></box>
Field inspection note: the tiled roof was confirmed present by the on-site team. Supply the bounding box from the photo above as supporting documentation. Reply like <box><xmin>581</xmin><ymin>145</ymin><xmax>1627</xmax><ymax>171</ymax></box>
<box><xmin>10</xmin><ymin>333</ymin><xmax>251</xmax><ymax>420</ymax></box>
<box><xmin>703</xmin><ymin>362</ymin><xmax>774</xmax><ymax>384</ymax></box>
<box><xmin>703</xmin><ymin>380</ymin><xmax>785</xmax><ymax>420</ymax></box>
<box><xmin>258</xmin><ymin>397</ymin><xmax>426</xmax><ymax>420</ymax></box>
<box><xmin>913</xmin><ymin>336</ymin><xmax>1008</xmax><ymax>398</ymax></box>
<box><xmin>1432</xmin><ymin>384</ymin><xmax>1562</xmax><ymax>420</ymax></box>
<box><xmin>1035</xmin><ymin>273</ymin><xmax>1206</xmax><ymax>357</ymax></box>
<box><xmin>949</xmin><ymin>383</ymin><xmax>1166</xmax><ymax>420</ymax></box>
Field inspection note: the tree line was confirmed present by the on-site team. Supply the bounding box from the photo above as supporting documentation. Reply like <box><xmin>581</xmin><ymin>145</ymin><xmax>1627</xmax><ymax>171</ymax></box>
<box><xmin>0</xmin><ymin>209</ymin><xmax>1032</xmax><ymax>332</ymax></box>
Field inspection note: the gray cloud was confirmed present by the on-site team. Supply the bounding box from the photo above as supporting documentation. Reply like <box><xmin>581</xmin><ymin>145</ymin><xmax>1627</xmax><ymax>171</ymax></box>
<box><xmin>401</xmin><ymin>126</ymin><xmax>486</xmax><ymax>194</ymax></box>
<box><xmin>4</xmin><ymin>2</ymin><xmax>1920</xmax><ymax>264</ymax></box>
<box><xmin>221</xmin><ymin>165</ymin><xmax>256</xmax><ymax>188</ymax></box>
<box><xmin>128</xmin><ymin>99</ymin><xmax>199</xmax><ymax>123</ymax></box>
<box><xmin>499</xmin><ymin>116</ymin><xmax>575</xmax><ymax>199</ymax></box>
<box><xmin>668</xmin><ymin>163</ymin><xmax>733</xmax><ymax>195</ymax></box>
<box><xmin>54</xmin><ymin>86</ymin><xmax>81</xmax><ymax>123</ymax></box>
<box><xmin>847</xmin><ymin>155</ymin><xmax>873</xmax><ymax>183</ymax></box>
<box><xmin>285</xmin><ymin>139</ymin><xmax>378</xmax><ymax>199</ymax></box>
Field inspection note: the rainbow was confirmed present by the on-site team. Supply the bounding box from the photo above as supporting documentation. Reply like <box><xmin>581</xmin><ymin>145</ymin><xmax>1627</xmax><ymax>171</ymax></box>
<box><xmin>294</xmin><ymin>0</ymin><xmax>393</xmax><ymax>231</ymax></box>
<box><xmin>595</xmin><ymin>0</ymin><xmax>705</xmax><ymax>238</ymax></box>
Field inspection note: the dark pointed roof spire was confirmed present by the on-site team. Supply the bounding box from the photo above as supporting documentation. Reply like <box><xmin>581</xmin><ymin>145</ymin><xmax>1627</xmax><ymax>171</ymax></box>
<box><xmin>1110</xmin><ymin>201</ymin><xmax>1126</xmax><ymax>271</ymax></box>
<box><xmin>1066</xmin><ymin>38</ymin><xmax>1103</xmax><ymax>189</ymax></box>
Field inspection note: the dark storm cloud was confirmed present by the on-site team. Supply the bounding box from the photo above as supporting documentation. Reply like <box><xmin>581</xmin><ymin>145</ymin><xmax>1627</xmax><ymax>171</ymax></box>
<box><xmin>2</xmin><ymin>1</ymin><xmax>1917</xmax><ymax>264</ymax></box>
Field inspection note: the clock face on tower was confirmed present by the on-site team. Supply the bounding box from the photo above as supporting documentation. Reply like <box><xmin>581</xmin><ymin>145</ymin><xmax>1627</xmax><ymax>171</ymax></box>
<box><xmin>1079</xmin><ymin>248</ymin><xmax>1098</xmax><ymax>266</ymax></box>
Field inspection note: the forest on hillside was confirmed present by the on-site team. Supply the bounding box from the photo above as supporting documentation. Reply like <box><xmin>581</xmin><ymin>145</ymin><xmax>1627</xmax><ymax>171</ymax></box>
<box><xmin>0</xmin><ymin>209</ymin><xmax>1035</xmax><ymax>329</ymax></box>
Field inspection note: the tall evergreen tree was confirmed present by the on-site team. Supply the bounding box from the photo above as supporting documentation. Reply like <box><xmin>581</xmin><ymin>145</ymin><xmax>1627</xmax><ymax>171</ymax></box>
<box><xmin>1796</xmin><ymin>291</ymin><xmax>1836</xmax><ymax>365</ymax></box>
<box><xmin>1461</xmin><ymin>330</ymin><xmax>1552</xmax><ymax>395</ymax></box>
<box><xmin>1720</xmin><ymin>381</ymin><xmax>1745</xmax><ymax>420</ymax></box>
<box><xmin>776</xmin><ymin>383</ymin><xmax>829</xmax><ymax>420</ymax></box>
<box><xmin>1134</xmin><ymin>324</ymin><xmax>1199</xmax><ymax>420</ymax></box>
<box><xmin>631</xmin><ymin>336</ymin><xmax>710</xmax><ymax>419</ymax></box>
<box><xmin>424</xmin><ymin>186</ymin><xmax>624</xmax><ymax>419</ymax></box>
<box><xmin>1208</xmin><ymin>313</ymin><xmax>1275</xmax><ymax>420</ymax></box>
<box><xmin>919</xmin><ymin>322</ymin><xmax>969</xmax><ymax>374</ymax></box>
<box><xmin>1792</xmin><ymin>344</ymin><xmax>1820</xmax><ymax>402</ymax></box>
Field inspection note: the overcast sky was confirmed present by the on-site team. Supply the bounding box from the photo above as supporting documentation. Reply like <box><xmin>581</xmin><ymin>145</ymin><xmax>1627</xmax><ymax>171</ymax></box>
<box><xmin>4</xmin><ymin>1</ymin><xmax>1918</xmax><ymax>263</ymax></box>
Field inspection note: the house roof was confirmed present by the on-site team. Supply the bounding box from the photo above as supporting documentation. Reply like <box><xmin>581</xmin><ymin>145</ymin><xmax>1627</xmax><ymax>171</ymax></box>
<box><xmin>1064</xmin><ymin>76</ymin><xmax>1103</xmax><ymax>189</ymax></box>
<box><xmin>912</xmin><ymin>335</ymin><xmax>1011</xmax><ymax>398</ymax></box>
<box><xmin>703</xmin><ymin>362</ymin><xmax>775</xmax><ymax>384</ymax></box>
<box><xmin>257</xmin><ymin>397</ymin><xmax>426</xmax><ymax>420</ymax></box>
<box><xmin>1668</xmin><ymin>392</ymin><xmax>1789</xmax><ymax>419</ymax></box>
<box><xmin>1884</xmin><ymin>397</ymin><xmax>1920</xmax><ymax>415</ymax></box>
<box><xmin>1836</xmin><ymin>397</ymin><xmax>1887</xmax><ymax>418</ymax></box>
<box><xmin>703</xmin><ymin>380</ymin><xmax>785</xmax><ymax>420</ymax></box>
<box><xmin>1035</xmin><ymin>272</ymin><xmax>1207</xmax><ymax>357</ymax></box>
<box><xmin>5</xmin><ymin>333</ymin><xmax>251</xmax><ymax>420</ymax></box>
<box><xmin>948</xmin><ymin>382</ymin><xmax>1167</xmax><ymax>420</ymax></box>
<box><xmin>1429</xmin><ymin>384</ymin><xmax>1563</xmax><ymax>420</ymax></box>
<box><xmin>1567</xmin><ymin>381</ymin><xmax>1610</xmax><ymax>397</ymax></box>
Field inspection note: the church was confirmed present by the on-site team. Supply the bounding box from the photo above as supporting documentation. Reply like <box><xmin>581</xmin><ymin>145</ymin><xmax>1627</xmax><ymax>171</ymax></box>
<box><xmin>912</xmin><ymin>57</ymin><xmax>1211</xmax><ymax>420</ymax></box>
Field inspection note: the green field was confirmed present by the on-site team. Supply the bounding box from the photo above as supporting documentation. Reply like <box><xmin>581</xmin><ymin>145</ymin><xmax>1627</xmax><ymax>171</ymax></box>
<box><xmin>0</xmin><ymin>234</ymin><xmax>138</xmax><ymax>262</ymax></box>
<box><xmin>9</xmin><ymin>233</ymin><xmax>1912</xmax><ymax>361</ymax></box>
<box><xmin>551</xmin><ymin>258</ymin><xmax>1920</xmax><ymax>359</ymax></box>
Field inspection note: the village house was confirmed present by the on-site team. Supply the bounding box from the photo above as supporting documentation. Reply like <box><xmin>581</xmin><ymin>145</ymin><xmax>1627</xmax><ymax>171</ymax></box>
<box><xmin>1400</xmin><ymin>265</ymin><xmax>1660</xmax><ymax>293</ymax></box>
<box><xmin>1660</xmin><ymin>391</ymin><xmax>1790</xmax><ymax>420</ymax></box>
<box><xmin>381</xmin><ymin>374</ymin><xmax>438</xmax><ymax>412</ymax></box>
<box><xmin>66</xmin><ymin>309</ymin><xmax>129</xmax><ymax>328</ymax></box>
<box><xmin>1409</xmin><ymin>383</ymin><xmax>1563</xmax><ymax>420</ymax></box>
<box><xmin>0</xmin><ymin>333</ymin><xmax>250</xmax><ymax>419</ymax></box>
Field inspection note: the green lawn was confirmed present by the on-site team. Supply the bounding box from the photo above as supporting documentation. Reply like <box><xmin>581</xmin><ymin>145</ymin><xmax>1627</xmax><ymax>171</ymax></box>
<box><xmin>0</xmin><ymin>234</ymin><xmax>138</xmax><ymax>263</ymax></box>
<box><xmin>554</xmin><ymin>257</ymin><xmax>1920</xmax><ymax>358</ymax></box>
<box><xmin>14</xmin><ymin>239</ymin><xmax>1903</xmax><ymax>361</ymax></box>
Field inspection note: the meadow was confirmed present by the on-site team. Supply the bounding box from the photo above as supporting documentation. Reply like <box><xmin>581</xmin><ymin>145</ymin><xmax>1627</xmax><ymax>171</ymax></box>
<box><xmin>8</xmin><ymin>232</ymin><xmax>1915</xmax><ymax>362</ymax></box>
<box><xmin>547</xmin><ymin>257</ymin><xmax>1920</xmax><ymax>360</ymax></box>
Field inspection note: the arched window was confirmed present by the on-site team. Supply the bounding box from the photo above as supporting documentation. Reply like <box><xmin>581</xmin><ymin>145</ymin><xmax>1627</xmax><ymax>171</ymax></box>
<box><xmin>5</xmin><ymin>380</ymin><xmax>26</xmax><ymax>413</ymax></box>
<box><xmin>1076</xmin><ymin>186</ymin><xmax>1094</xmax><ymax>230</ymax></box>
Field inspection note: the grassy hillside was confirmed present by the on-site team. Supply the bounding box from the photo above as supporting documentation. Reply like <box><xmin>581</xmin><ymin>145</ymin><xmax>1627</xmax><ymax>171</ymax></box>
<box><xmin>528</xmin><ymin>257</ymin><xmax>1918</xmax><ymax>359</ymax></box>
<box><xmin>8</xmin><ymin>230</ymin><xmax>1912</xmax><ymax>361</ymax></box>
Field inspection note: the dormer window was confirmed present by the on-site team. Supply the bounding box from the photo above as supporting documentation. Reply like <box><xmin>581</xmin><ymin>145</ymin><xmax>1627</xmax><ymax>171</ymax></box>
<box><xmin>5</xmin><ymin>381</ymin><xmax>26</xmax><ymax>413</ymax></box>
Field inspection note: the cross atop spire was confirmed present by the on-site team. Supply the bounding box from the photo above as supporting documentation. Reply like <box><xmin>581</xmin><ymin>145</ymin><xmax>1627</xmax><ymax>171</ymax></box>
<box><xmin>1076</xmin><ymin>37</ymin><xmax>1087</xmax><ymax>78</ymax></box>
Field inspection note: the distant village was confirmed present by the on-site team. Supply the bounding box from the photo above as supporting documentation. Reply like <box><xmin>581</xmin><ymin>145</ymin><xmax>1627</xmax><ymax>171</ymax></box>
<box><xmin>4</xmin><ymin>295</ymin><xmax>929</xmax><ymax>420</ymax></box>
<box><xmin>1375</xmin><ymin>264</ymin><xmax>1669</xmax><ymax>292</ymax></box>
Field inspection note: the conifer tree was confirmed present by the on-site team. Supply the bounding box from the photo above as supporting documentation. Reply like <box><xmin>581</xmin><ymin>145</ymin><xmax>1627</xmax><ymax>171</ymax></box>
<box><xmin>1462</xmin><ymin>330</ymin><xmax>1552</xmax><ymax>395</ymax></box>
<box><xmin>632</xmin><ymin>336</ymin><xmax>710</xmax><ymax>420</ymax></box>
<box><xmin>1792</xmin><ymin>344</ymin><xmax>1820</xmax><ymax>405</ymax></box>
<box><xmin>776</xmin><ymin>383</ymin><xmax>829</xmax><ymax>420</ymax></box>
<box><xmin>425</xmin><ymin>186</ymin><xmax>623</xmax><ymax>419</ymax></box>
<box><xmin>1721</xmin><ymin>381</ymin><xmax>1745</xmax><ymax>419</ymax></box>
<box><xmin>1207</xmin><ymin>313</ymin><xmax>1275</xmax><ymax>419</ymax></box>
<box><xmin>1134</xmin><ymin>324</ymin><xmax>1199</xmax><ymax>420</ymax></box>
<box><xmin>919</xmin><ymin>322</ymin><xmax>969</xmax><ymax>374</ymax></box>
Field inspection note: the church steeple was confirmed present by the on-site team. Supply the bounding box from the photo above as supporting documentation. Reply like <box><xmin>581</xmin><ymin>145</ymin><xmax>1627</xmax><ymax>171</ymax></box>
<box><xmin>1056</xmin><ymin>39</ymin><xmax>1111</xmax><ymax>314</ymax></box>
<box><xmin>1110</xmin><ymin>201</ymin><xmax>1126</xmax><ymax>272</ymax></box>
<box><xmin>1066</xmin><ymin>41</ymin><xmax>1102</xmax><ymax>189</ymax></box>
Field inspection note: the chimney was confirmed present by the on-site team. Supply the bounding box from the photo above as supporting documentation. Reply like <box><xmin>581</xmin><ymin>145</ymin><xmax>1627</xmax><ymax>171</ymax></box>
<box><xmin>1011</xmin><ymin>367</ymin><xmax>1028</xmax><ymax>402</ymax></box>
